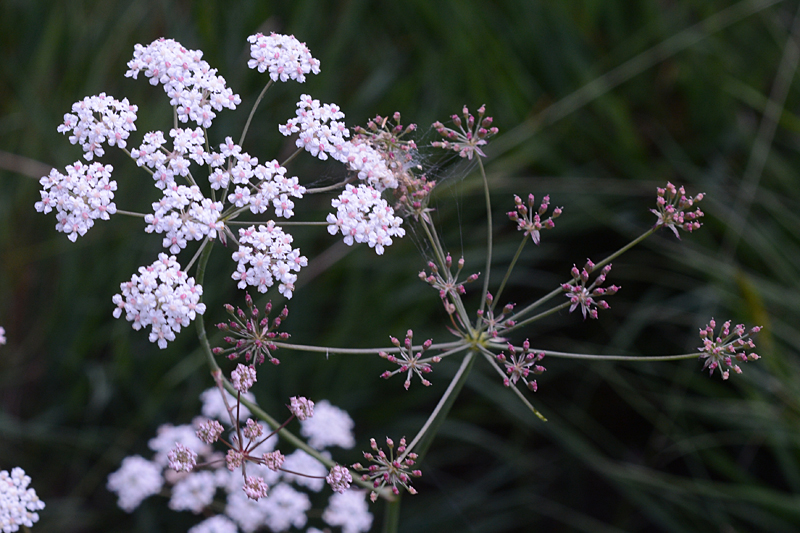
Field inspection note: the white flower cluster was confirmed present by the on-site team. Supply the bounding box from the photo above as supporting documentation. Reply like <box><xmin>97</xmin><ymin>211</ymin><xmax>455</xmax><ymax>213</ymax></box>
<box><xmin>232</xmin><ymin>223</ymin><xmax>308</xmax><ymax>299</ymax></box>
<box><xmin>0</xmin><ymin>326</ymin><xmax>5</xmax><ymax>345</ymax></box>
<box><xmin>130</xmin><ymin>128</ymin><xmax>206</xmax><ymax>189</ymax></box>
<box><xmin>126</xmin><ymin>38</ymin><xmax>241</xmax><ymax>128</ymax></box>
<box><xmin>111</xmin><ymin>254</ymin><xmax>206</xmax><ymax>348</ymax></box>
<box><xmin>34</xmin><ymin>161</ymin><xmax>117</xmax><ymax>242</ymax></box>
<box><xmin>106</xmin><ymin>456</ymin><xmax>164</xmax><ymax>512</ymax></box>
<box><xmin>0</xmin><ymin>467</ymin><xmax>45</xmax><ymax>533</ymax></box>
<box><xmin>247</xmin><ymin>32</ymin><xmax>320</xmax><ymax>83</ymax></box>
<box><xmin>107</xmin><ymin>396</ymin><xmax>369</xmax><ymax>532</ymax></box>
<box><xmin>144</xmin><ymin>184</ymin><xmax>224</xmax><ymax>254</ymax></box>
<box><xmin>326</xmin><ymin>184</ymin><xmax>405</xmax><ymax>255</ymax></box>
<box><xmin>323</xmin><ymin>490</ymin><xmax>374</xmax><ymax>533</ymax></box>
<box><xmin>214</xmin><ymin>138</ymin><xmax>306</xmax><ymax>215</ymax></box>
<box><xmin>280</xmin><ymin>95</ymin><xmax>398</xmax><ymax>190</ymax></box>
<box><xmin>300</xmin><ymin>399</ymin><xmax>356</xmax><ymax>450</ymax></box>
<box><xmin>57</xmin><ymin>92</ymin><xmax>138</xmax><ymax>160</ymax></box>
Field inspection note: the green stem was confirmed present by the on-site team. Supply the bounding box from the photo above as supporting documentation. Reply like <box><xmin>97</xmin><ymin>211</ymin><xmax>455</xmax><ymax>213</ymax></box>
<box><xmin>490</xmin><ymin>235</ymin><xmax>528</xmax><ymax>314</ymax></box>
<box><xmin>401</xmin><ymin>350</ymin><xmax>477</xmax><ymax>461</ymax></box>
<box><xmin>382</xmin><ymin>494</ymin><xmax>403</xmax><ymax>533</ymax></box>
<box><xmin>271</xmin><ymin>339</ymin><xmax>465</xmax><ymax>355</ymax></box>
<box><xmin>477</xmin><ymin>157</ymin><xmax>493</xmax><ymax>316</ymax></box>
<box><xmin>239</xmin><ymin>80</ymin><xmax>273</xmax><ymax>147</ymax></box>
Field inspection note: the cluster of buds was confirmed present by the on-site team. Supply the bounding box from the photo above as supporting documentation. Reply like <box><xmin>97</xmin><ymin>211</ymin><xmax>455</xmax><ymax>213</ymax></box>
<box><xmin>508</xmin><ymin>193</ymin><xmax>562</xmax><ymax>245</ymax></box>
<box><xmin>562</xmin><ymin>260</ymin><xmax>619</xmax><ymax>320</ymax></box>
<box><xmin>651</xmin><ymin>182</ymin><xmax>704</xmax><ymax>238</ymax></box>
<box><xmin>352</xmin><ymin>437</ymin><xmax>421</xmax><ymax>502</ymax></box>
<box><xmin>477</xmin><ymin>293</ymin><xmax>516</xmax><ymax>338</ymax></box>
<box><xmin>496</xmin><ymin>339</ymin><xmax>546</xmax><ymax>392</ymax></box>
<box><xmin>432</xmin><ymin>104</ymin><xmax>498</xmax><ymax>160</ymax></box>
<box><xmin>214</xmin><ymin>293</ymin><xmax>289</xmax><ymax>365</ymax></box>
<box><xmin>418</xmin><ymin>254</ymin><xmax>479</xmax><ymax>315</ymax></box>
<box><xmin>698</xmin><ymin>319</ymin><xmax>762</xmax><ymax>379</ymax></box>
<box><xmin>379</xmin><ymin>330</ymin><xmax>438</xmax><ymax>390</ymax></box>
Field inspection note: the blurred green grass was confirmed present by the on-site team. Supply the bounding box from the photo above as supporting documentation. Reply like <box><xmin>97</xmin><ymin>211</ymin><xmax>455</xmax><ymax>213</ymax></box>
<box><xmin>2</xmin><ymin>0</ymin><xmax>800</xmax><ymax>531</ymax></box>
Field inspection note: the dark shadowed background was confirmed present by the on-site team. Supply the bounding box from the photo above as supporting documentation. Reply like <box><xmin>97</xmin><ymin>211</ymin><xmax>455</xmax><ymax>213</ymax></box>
<box><xmin>2</xmin><ymin>0</ymin><xmax>799</xmax><ymax>531</ymax></box>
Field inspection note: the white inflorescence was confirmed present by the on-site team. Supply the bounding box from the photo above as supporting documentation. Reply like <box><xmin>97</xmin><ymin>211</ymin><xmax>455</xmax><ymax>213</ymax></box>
<box><xmin>322</xmin><ymin>490</ymin><xmax>374</xmax><ymax>533</ymax></box>
<box><xmin>57</xmin><ymin>93</ymin><xmax>138</xmax><ymax>161</ymax></box>
<box><xmin>0</xmin><ymin>467</ymin><xmax>45</xmax><ymax>533</ymax></box>
<box><xmin>106</xmin><ymin>456</ymin><xmax>164</xmax><ymax>513</ymax></box>
<box><xmin>35</xmin><ymin>161</ymin><xmax>117</xmax><ymax>242</ymax></box>
<box><xmin>126</xmin><ymin>38</ymin><xmax>241</xmax><ymax>128</ymax></box>
<box><xmin>300</xmin><ymin>399</ymin><xmax>356</xmax><ymax>450</ymax></box>
<box><xmin>326</xmin><ymin>184</ymin><xmax>405</xmax><ymax>255</ymax></box>
<box><xmin>111</xmin><ymin>254</ymin><xmax>207</xmax><ymax>349</ymax></box>
<box><xmin>247</xmin><ymin>33</ymin><xmax>320</xmax><ymax>83</ymax></box>
<box><xmin>144</xmin><ymin>184</ymin><xmax>224</xmax><ymax>254</ymax></box>
<box><xmin>231</xmin><ymin>223</ymin><xmax>308</xmax><ymax>299</ymax></box>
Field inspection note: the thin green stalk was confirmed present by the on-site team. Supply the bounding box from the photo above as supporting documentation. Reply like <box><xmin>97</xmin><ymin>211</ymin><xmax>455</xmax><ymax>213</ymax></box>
<box><xmin>490</xmin><ymin>235</ymin><xmax>528</xmax><ymax>314</ymax></box>
<box><xmin>271</xmin><ymin>339</ymin><xmax>465</xmax><ymax>355</ymax></box>
<box><xmin>239</xmin><ymin>80</ymin><xmax>273</xmax><ymax>147</ymax></box>
<box><xmin>508</xmin><ymin>228</ymin><xmax>655</xmax><ymax>324</ymax></box>
<box><xmin>532</xmin><ymin>349</ymin><xmax>703</xmax><ymax>362</ymax></box>
<box><xmin>400</xmin><ymin>350</ymin><xmax>477</xmax><ymax>460</ymax></box>
<box><xmin>477</xmin><ymin>157</ymin><xmax>493</xmax><ymax>316</ymax></box>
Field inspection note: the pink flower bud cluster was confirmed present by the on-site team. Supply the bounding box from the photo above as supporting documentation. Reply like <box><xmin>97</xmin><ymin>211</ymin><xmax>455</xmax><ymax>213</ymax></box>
<box><xmin>477</xmin><ymin>293</ymin><xmax>516</xmax><ymax>337</ymax></box>
<box><xmin>231</xmin><ymin>363</ymin><xmax>257</xmax><ymax>393</ymax></box>
<box><xmin>111</xmin><ymin>254</ymin><xmax>206</xmax><ymax>349</ymax></box>
<box><xmin>125</xmin><ymin>38</ymin><xmax>241</xmax><ymax>128</ymax></box>
<box><xmin>231</xmin><ymin>223</ymin><xmax>308</xmax><ymax>298</ymax></box>
<box><xmin>34</xmin><ymin>161</ymin><xmax>117</xmax><ymax>242</ymax></box>
<box><xmin>432</xmin><ymin>104</ymin><xmax>498</xmax><ymax>159</ymax></box>
<box><xmin>167</xmin><ymin>443</ymin><xmax>198</xmax><ymax>473</ymax></box>
<box><xmin>214</xmin><ymin>293</ymin><xmax>290</xmax><ymax>365</ymax></box>
<box><xmin>247</xmin><ymin>32</ymin><xmax>320</xmax><ymax>83</ymax></box>
<box><xmin>496</xmin><ymin>339</ymin><xmax>546</xmax><ymax>392</ymax></box>
<box><xmin>379</xmin><ymin>330</ymin><xmax>437</xmax><ymax>390</ymax></box>
<box><xmin>562</xmin><ymin>260</ymin><xmax>619</xmax><ymax>320</ymax></box>
<box><xmin>651</xmin><ymin>182</ymin><xmax>704</xmax><ymax>238</ymax></box>
<box><xmin>326</xmin><ymin>464</ymin><xmax>353</xmax><ymax>494</ymax></box>
<box><xmin>698</xmin><ymin>319</ymin><xmax>762</xmax><ymax>380</ymax></box>
<box><xmin>57</xmin><ymin>92</ymin><xmax>138</xmax><ymax>161</ymax></box>
<box><xmin>352</xmin><ymin>436</ymin><xmax>421</xmax><ymax>502</ymax></box>
<box><xmin>508</xmin><ymin>193</ymin><xmax>562</xmax><ymax>245</ymax></box>
<box><xmin>418</xmin><ymin>254</ymin><xmax>479</xmax><ymax>315</ymax></box>
<box><xmin>289</xmin><ymin>396</ymin><xmax>315</xmax><ymax>421</ymax></box>
<box><xmin>326</xmin><ymin>184</ymin><xmax>405</xmax><ymax>255</ymax></box>
<box><xmin>144</xmin><ymin>184</ymin><xmax>224</xmax><ymax>254</ymax></box>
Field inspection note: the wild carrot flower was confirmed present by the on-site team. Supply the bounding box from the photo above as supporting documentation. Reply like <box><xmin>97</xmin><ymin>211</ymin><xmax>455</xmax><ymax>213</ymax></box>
<box><xmin>0</xmin><ymin>327</ymin><xmax>5</xmax><ymax>345</ymax></box>
<box><xmin>106</xmin><ymin>456</ymin><xmax>164</xmax><ymax>512</ymax></box>
<box><xmin>111</xmin><ymin>254</ymin><xmax>206</xmax><ymax>349</ymax></box>
<box><xmin>432</xmin><ymin>104</ymin><xmax>499</xmax><ymax>159</ymax></box>
<box><xmin>698</xmin><ymin>319</ymin><xmax>761</xmax><ymax>379</ymax></box>
<box><xmin>326</xmin><ymin>183</ymin><xmax>405</xmax><ymax>255</ymax></box>
<box><xmin>35</xmin><ymin>161</ymin><xmax>117</xmax><ymax>242</ymax></box>
<box><xmin>247</xmin><ymin>32</ymin><xmax>320</xmax><ymax>83</ymax></box>
<box><xmin>562</xmin><ymin>260</ymin><xmax>619</xmax><ymax>320</ymax></box>
<box><xmin>231</xmin><ymin>364</ymin><xmax>257</xmax><ymax>393</ymax></box>
<box><xmin>352</xmin><ymin>437</ymin><xmax>421</xmax><ymax>502</ymax></box>
<box><xmin>651</xmin><ymin>182</ymin><xmax>704</xmax><ymax>238</ymax></box>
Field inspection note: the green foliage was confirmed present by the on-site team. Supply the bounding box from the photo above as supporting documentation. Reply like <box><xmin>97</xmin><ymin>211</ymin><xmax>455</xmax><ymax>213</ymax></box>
<box><xmin>1</xmin><ymin>0</ymin><xmax>799</xmax><ymax>531</ymax></box>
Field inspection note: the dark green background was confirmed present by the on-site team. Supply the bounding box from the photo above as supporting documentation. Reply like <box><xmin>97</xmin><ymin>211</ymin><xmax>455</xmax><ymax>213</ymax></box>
<box><xmin>2</xmin><ymin>0</ymin><xmax>799</xmax><ymax>531</ymax></box>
